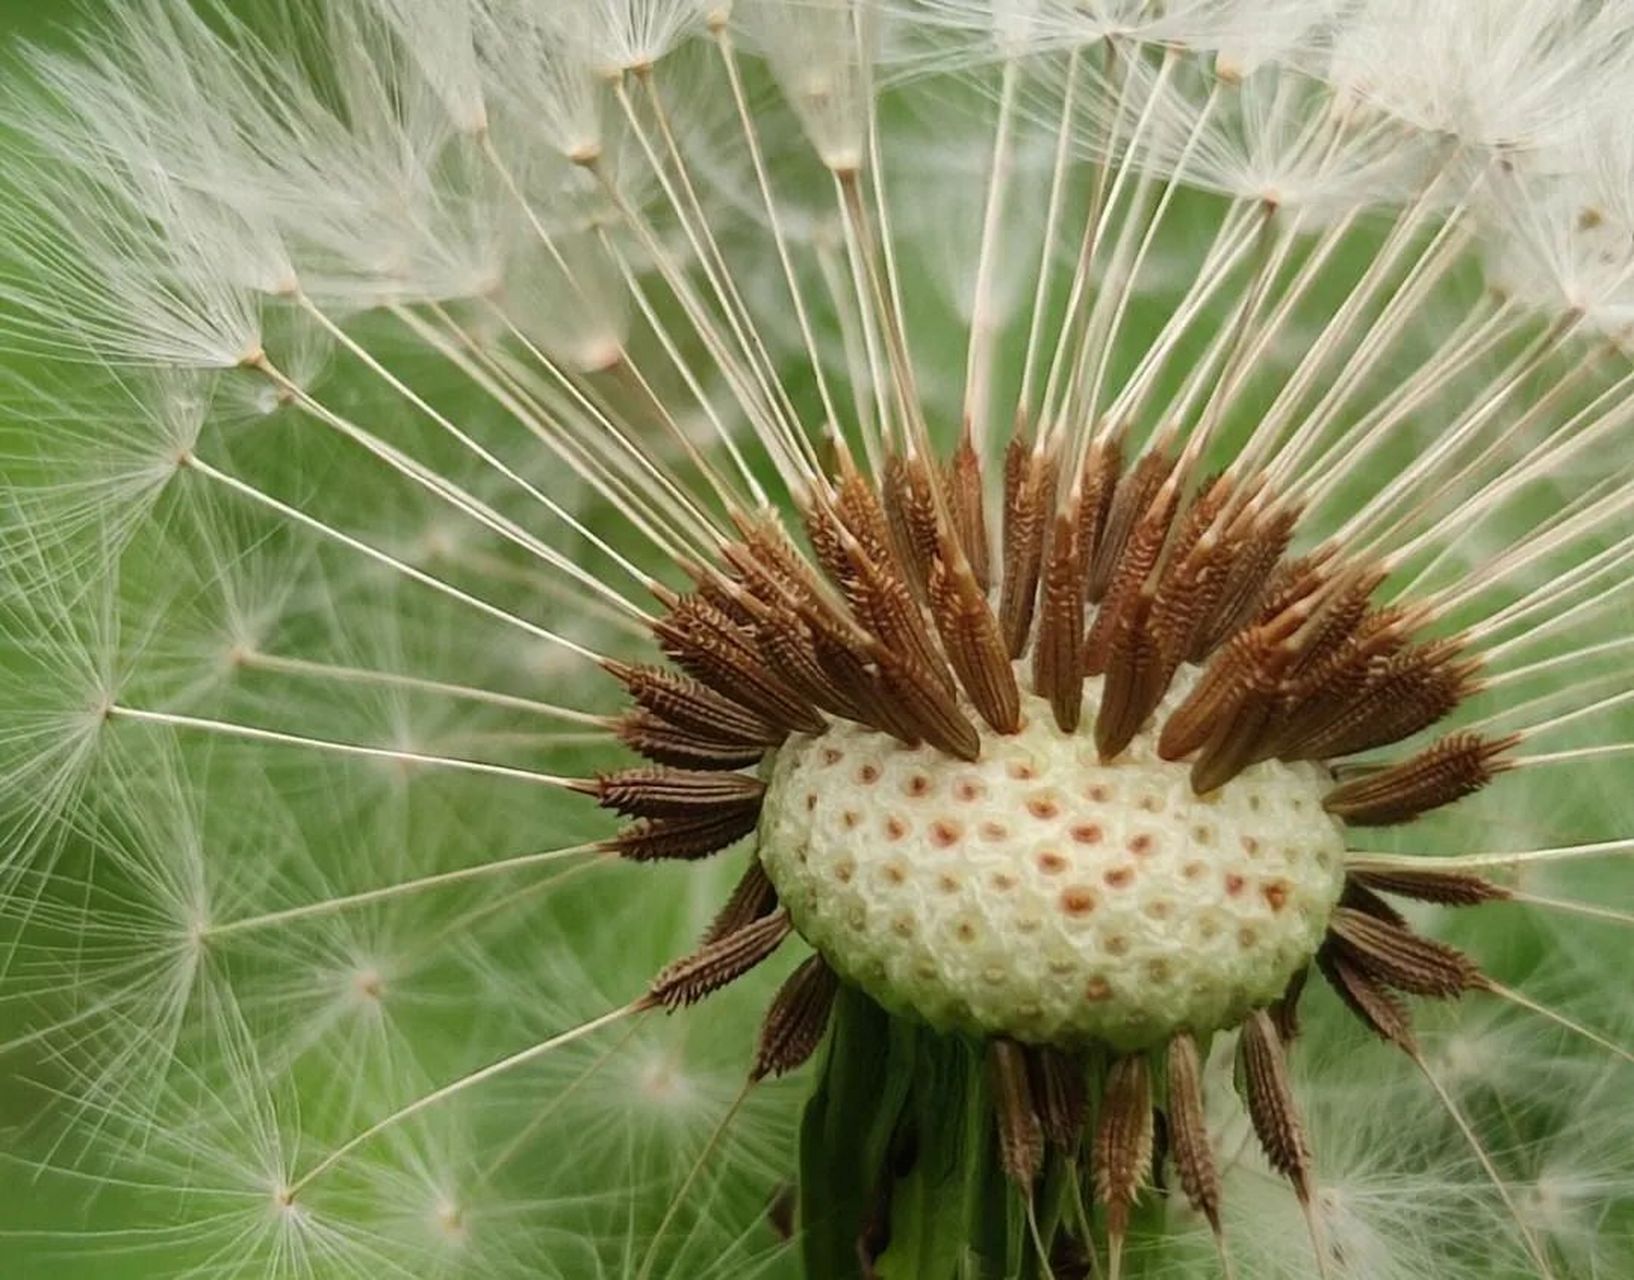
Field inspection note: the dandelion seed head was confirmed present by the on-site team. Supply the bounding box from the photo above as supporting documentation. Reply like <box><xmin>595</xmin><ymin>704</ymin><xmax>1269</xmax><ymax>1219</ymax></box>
<box><xmin>1324</xmin><ymin>0</ymin><xmax>1634</xmax><ymax>157</ymax></box>
<box><xmin>739</xmin><ymin>0</ymin><xmax>880</xmax><ymax>172</ymax></box>
<box><xmin>5</xmin><ymin>0</ymin><xmax>1634</xmax><ymax>1274</ymax></box>
<box><xmin>475</xmin><ymin>2</ymin><xmax>606</xmax><ymax>159</ymax></box>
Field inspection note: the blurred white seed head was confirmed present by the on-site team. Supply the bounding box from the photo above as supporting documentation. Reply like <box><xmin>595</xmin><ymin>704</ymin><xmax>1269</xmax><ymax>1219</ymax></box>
<box><xmin>739</xmin><ymin>0</ymin><xmax>880</xmax><ymax>172</ymax></box>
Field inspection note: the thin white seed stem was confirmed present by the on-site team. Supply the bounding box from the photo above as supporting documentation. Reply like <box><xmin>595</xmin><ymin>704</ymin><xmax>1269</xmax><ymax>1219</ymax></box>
<box><xmin>590</xmin><ymin>147</ymin><xmax>799</xmax><ymax>497</ymax></box>
<box><xmin>1517</xmin><ymin>742</ymin><xmax>1634</xmax><ymax>767</ymax></box>
<box><xmin>234</xmin><ymin>651</ymin><xmax>608</xmax><ymax>725</ymax></box>
<box><xmin>635</xmin><ymin>1082</ymin><xmax>754</xmax><ymax>1280</ymax></box>
<box><xmin>291</xmin><ymin>300</ymin><xmax>657</xmax><ymax>600</ymax></box>
<box><xmin>400</xmin><ymin>303</ymin><xmax>715</xmax><ymax>558</ymax></box>
<box><xmin>642</xmin><ymin>69</ymin><xmax>820</xmax><ymax>479</ymax></box>
<box><xmin>1035</xmin><ymin>40</ymin><xmax>1134</xmax><ymax>440</ymax></box>
<box><xmin>1345</xmin><ymin>840</ymin><xmax>1634</xmax><ymax>872</ymax></box>
<box><xmin>1411</xmin><ymin>1050</ymin><xmax>1555</xmax><ymax>1280</ymax></box>
<box><xmin>1514</xmin><ymin>685</ymin><xmax>1634</xmax><ymax>740</ymax></box>
<box><xmin>285</xmin><ymin>1003</ymin><xmax>639</xmax><ymax>1197</ymax></box>
<box><xmin>830</xmin><ymin>168</ymin><xmax>897</xmax><ymax>452</ymax></box>
<box><xmin>962</xmin><ymin>56</ymin><xmax>1021</xmax><ymax>453</ymax></box>
<box><xmin>106</xmin><ymin>705</ymin><xmax>582</xmax><ymax>789</ymax></box>
<box><xmin>1435</xmin><ymin>483</ymin><xmax>1634</xmax><ymax>617</ymax></box>
<box><xmin>1097</xmin><ymin>203</ymin><xmax>1263</xmax><ymax>433</ymax></box>
<box><xmin>1506</xmin><ymin>892</ymin><xmax>1634</xmax><ymax>930</ymax></box>
<box><xmin>864</xmin><ymin>73</ymin><xmax>930</xmax><ymax>450</ymax></box>
<box><xmin>181</xmin><ymin>454</ymin><xmax>603</xmax><ymax>662</ymax></box>
<box><xmin>477</xmin><ymin>1023</ymin><xmax>644</xmax><ymax>1182</ymax></box>
<box><xmin>715</xmin><ymin>29</ymin><xmax>845</xmax><ymax>443</ymax></box>
<box><xmin>598</xmin><ymin>223</ymin><xmax>778</xmax><ymax>500</ymax></box>
<box><xmin>835</xmin><ymin>167</ymin><xmax>922</xmax><ymax>452</ymax></box>
<box><xmin>1341</xmin><ymin>316</ymin><xmax>1582</xmax><ymax>550</ymax></box>
<box><xmin>256</xmin><ymin>356</ymin><xmax>652</xmax><ymax>619</ymax></box>
<box><xmin>204</xmin><ymin>845</ymin><xmax>607</xmax><ymax>939</ymax></box>
<box><xmin>1483</xmin><ymin>982</ymin><xmax>1634</xmax><ymax>1067</ymax></box>
<box><xmin>1016</xmin><ymin>47</ymin><xmax>1081</xmax><ymax>431</ymax></box>
<box><xmin>1482</xmin><ymin>630</ymin><xmax>1634</xmax><ymax>688</ymax></box>
<box><xmin>1084</xmin><ymin>77</ymin><xmax>1224</xmax><ymax>443</ymax></box>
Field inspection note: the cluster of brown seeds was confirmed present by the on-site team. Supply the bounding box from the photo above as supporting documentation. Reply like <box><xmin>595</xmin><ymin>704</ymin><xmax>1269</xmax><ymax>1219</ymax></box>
<box><xmin>565</xmin><ymin>432</ymin><xmax>1529</xmax><ymax>1270</ymax></box>
<box><xmin>593</xmin><ymin>433</ymin><xmax>1503</xmax><ymax>849</ymax></box>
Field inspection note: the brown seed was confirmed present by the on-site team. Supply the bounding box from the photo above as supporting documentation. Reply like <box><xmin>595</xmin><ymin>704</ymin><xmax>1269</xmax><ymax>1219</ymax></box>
<box><xmin>1318</xmin><ymin>945</ymin><xmax>1418</xmax><ymax>1051</ymax></box>
<box><xmin>998</xmin><ymin>436</ymin><xmax>1059</xmax><ymax>657</ymax></box>
<box><xmin>608</xmin><ymin>806</ymin><xmax>763</xmax><ymax>861</ymax></box>
<box><xmin>701</xmin><ymin>859</ymin><xmax>780</xmax><ymax>946</ymax></box>
<box><xmin>1150</xmin><ymin>532</ymin><xmax>1234</xmax><ymax>679</ymax></box>
<box><xmin>1187</xmin><ymin>635</ymin><xmax>1293</xmax><ymax>792</ymax></box>
<box><xmin>686</xmin><ymin>559</ymin><xmax>763</xmax><ymax>630</ymax></box>
<box><xmin>1029</xmin><ymin>1047</ymin><xmax>1086</xmax><ymax>1153</ymax></box>
<box><xmin>1077</xmin><ymin>433</ymin><xmax>1126</xmax><ymax>576</ymax></box>
<box><xmin>1084</xmin><ymin>474</ymin><xmax>1180</xmax><ymax>676</ymax></box>
<box><xmin>1095</xmin><ymin>589</ymin><xmax>1166</xmax><ymax>760</ymax></box>
<box><xmin>590</xmin><ymin>766</ymin><xmax>765</xmax><ymax>820</ymax></box>
<box><xmin>835</xmin><ymin>471</ymin><xmax>902</xmax><ymax>580</ymax></box>
<box><xmin>1159</xmin><ymin>626</ymin><xmax>1274</xmax><ymax>761</ymax></box>
<box><xmin>926</xmin><ymin>530</ymin><xmax>1022</xmax><ymax>734</ymax></box>
<box><xmin>1149</xmin><ymin>474</ymin><xmax>1234</xmax><ymax>666</ymax></box>
<box><xmin>653</xmin><ymin>594</ymin><xmax>826</xmax><ymax>734</ymax></box>
<box><xmin>1087</xmin><ymin>446</ymin><xmax>1171</xmax><ymax>601</ymax></box>
<box><xmin>1166</xmin><ymin>1031</ymin><xmax>1223</xmax><ymax>1235</ymax></box>
<box><xmin>1253</xmin><ymin>549</ymin><xmax>1332</xmax><ymax>632</ymax></box>
<box><xmin>1326</xmin><ymin>907</ymin><xmax>1479</xmax><ymax>999</ymax></box>
<box><xmin>1190</xmin><ymin>502</ymin><xmax>1299</xmax><ymax>659</ymax></box>
<box><xmin>1271</xmin><ymin>965</ymin><xmax>1309</xmax><ymax>1043</ymax></box>
<box><xmin>946</xmin><ymin>434</ymin><xmax>991</xmax><ymax>589</ymax></box>
<box><xmin>801</xmin><ymin>600</ymin><xmax>895</xmax><ymax>751</ymax></box>
<box><xmin>1268</xmin><ymin>611</ymin><xmax>1413</xmax><ymax>757</ymax></box>
<box><xmin>614</xmin><ymin>710</ymin><xmax>770</xmax><ymax>771</ymax></box>
<box><xmin>1094</xmin><ymin>1054</ymin><xmax>1154</xmax><ymax>1255</ymax></box>
<box><xmin>646</xmin><ymin>910</ymin><xmax>793</xmax><ymax>1010</ymax></box>
<box><xmin>882</xmin><ymin>451</ymin><xmax>938</xmax><ymax>596</ymax></box>
<box><xmin>1238</xmin><ymin>1010</ymin><xmax>1315</xmax><ymax>1203</ymax></box>
<box><xmin>1348</xmin><ymin>867</ymin><xmax>1510</xmax><ymax>907</ymax></box>
<box><xmin>1290</xmin><ymin>641</ymin><xmax>1478</xmax><ymax>761</ymax></box>
<box><xmin>1162</xmin><ymin>474</ymin><xmax>1231</xmax><ymax>592</ymax></box>
<box><xmin>840</xmin><ymin>531</ymin><xmax>955</xmax><ymax>695</ymax></box>
<box><xmin>1284</xmin><ymin>566</ymin><xmax>1385</xmax><ymax>679</ymax></box>
<box><xmin>606</xmin><ymin>661</ymin><xmax>785</xmax><ymax>746</ymax></box>
<box><xmin>757</xmin><ymin>606</ymin><xmax>867</xmax><ymax>723</ymax></box>
<box><xmin>988</xmin><ymin>1039</ymin><xmax>1045</xmax><ymax>1186</ymax></box>
<box><xmin>1033</xmin><ymin>504</ymin><xmax>1087</xmax><ymax>734</ymax></box>
<box><xmin>751</xmin><ymin>954</ymin><xmax>839</xmax><ymax>1080</ymax></box>
<box><xmin>870</xmin><ymin>640</ymin><xmax>982</xmax><ymax>761</ymax></box>
<box><xmin>735</xmin><ymin>509</ymin><xmax>828</xmax><ymax>602</ymax></box>
<box><xmin>1340</xmin><ymin>876</ymin><xmax>1408</xmax><ymax>926</ymax></box>
<box><xmin>1323</xmin><ymin>733</ymin><xmax>1518</xmax><ymax>825</ymax></box>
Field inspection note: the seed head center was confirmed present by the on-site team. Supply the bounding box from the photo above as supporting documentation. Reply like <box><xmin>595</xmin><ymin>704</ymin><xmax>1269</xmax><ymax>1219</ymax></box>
<box><xmin>757</xmin><ymin>669</ymin><xmax>1346</xmax><ymax>1051</ymax></box>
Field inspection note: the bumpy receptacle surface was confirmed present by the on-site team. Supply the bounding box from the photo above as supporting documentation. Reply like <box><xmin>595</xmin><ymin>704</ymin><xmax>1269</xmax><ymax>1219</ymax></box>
<box><xmin>758</xmin><ymin>673</ymin><xmax>1346</xmax><ymax>1050</ymax></box>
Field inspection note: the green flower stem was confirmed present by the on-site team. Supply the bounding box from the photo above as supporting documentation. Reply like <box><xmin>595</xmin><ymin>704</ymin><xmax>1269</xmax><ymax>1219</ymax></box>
<box><xmin>800</xmin><ymin>985</ymin><xmax>1071</xmax><ymax>1278</ymax></box>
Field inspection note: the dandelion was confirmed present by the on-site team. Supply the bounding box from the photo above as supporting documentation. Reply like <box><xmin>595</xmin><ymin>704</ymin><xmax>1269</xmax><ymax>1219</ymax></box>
<box><xmin>3</xmin><ymin>0</ymin><xmax>1634</xmax><ymax>1276</ymax></box>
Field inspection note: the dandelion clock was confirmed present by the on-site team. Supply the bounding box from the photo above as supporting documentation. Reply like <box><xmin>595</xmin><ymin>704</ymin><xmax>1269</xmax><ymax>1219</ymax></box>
<box><xmin>2</xmin><ymin>1</ymin><xmax>1634</xmax><ymax>1277</ymax></box>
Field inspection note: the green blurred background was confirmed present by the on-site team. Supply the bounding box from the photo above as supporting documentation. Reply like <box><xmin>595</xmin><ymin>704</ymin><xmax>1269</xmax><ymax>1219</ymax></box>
<box><xmin>1</xmin><ymin>4</ymin><xmax>1629</xmax><ymax>1278</ymax></box>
